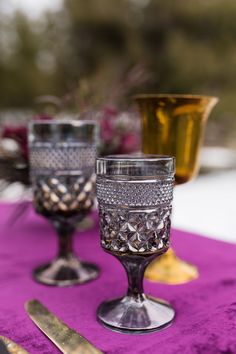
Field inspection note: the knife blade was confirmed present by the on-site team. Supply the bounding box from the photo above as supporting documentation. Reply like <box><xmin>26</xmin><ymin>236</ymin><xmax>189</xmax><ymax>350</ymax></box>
<box><xmin>25</xmin><ymin>300</ymin><xmax>103</xmax><ymax>354</ymax></box>
<box><xmin>0</xmin><ymin>336</ymin><xmax>29</xmax><ymax>354</ymax></box>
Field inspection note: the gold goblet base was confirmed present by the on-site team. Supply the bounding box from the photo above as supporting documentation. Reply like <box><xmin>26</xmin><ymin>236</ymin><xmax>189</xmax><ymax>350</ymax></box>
<box><xmin>76</xmin><ymin>215</ymin><xmax>95</xmax><ymax>232</ymax></box>
<box><xmin>145</xmin><ymin>248</ymin><xmax>199</xmax><ymax>285</ymax></box>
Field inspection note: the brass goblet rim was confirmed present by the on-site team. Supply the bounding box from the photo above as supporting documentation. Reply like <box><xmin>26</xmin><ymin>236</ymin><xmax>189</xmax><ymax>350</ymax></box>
<box><xmin>133</xmin><ymin>93</ymin><xmax>219</xmax><ymax>102</ymax></box>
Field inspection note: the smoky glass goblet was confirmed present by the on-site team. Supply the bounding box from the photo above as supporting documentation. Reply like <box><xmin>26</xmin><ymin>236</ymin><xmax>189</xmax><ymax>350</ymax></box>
<box><xmin>29</xmin><ymin>120</ymin><xmax>100</xmax><ymax>286</ymax></box>
<box><xmin>96</xmin><ymin>155</ymin><xmax>175</xmax><ymax>333</ymax></box>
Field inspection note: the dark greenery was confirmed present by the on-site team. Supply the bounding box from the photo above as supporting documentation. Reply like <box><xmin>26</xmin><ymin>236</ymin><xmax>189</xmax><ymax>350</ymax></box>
<box><xmin>0</xmin><ymin>0</ymin><xmax>236</xmax><ymax>145</ymax></box>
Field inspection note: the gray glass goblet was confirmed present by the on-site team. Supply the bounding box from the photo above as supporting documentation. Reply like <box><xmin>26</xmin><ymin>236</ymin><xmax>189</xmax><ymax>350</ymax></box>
<box><xmin>96</xmin><ymin>155</ymin><xmax>175</xmax><ymax>333</ymax></box>
<box><xmin>29</xmin><ymin>120</ymin><xmax>100</xmax><ymax>286</ymax></box>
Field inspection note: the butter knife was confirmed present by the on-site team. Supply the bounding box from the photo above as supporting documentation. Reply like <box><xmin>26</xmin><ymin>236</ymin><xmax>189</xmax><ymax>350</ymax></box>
<box><xmin>25</xmin><ymin>300</ymin><xmax>103</xmax><ymax>354</ymax></box>
<box><xmin>0</xmin><ymin>336</ymin><xmax>29</xmax><ymax>354</ymax></box>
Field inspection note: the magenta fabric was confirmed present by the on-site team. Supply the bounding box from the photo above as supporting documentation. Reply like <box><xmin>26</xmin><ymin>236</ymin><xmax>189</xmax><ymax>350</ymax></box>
<box><xmin>0</xmin><ymin>203</ymin><xmax>236</xmax><ymax>354</ymax></box>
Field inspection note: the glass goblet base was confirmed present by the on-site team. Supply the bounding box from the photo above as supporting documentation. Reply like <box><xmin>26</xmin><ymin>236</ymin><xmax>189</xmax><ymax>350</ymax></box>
<box><xmin>33</xmin><ymin>254</ymin><xmax>99</xmax><ymax>286</ymax></box>
<box><xmin>97</xmin><ymin>294</ymin><xmax>175</xmax><ymax>333</ymax></box>
<box><xmin>145</xmin><ymin>248</ymin><xmax>198</xmax><ymax>284</ymax></box>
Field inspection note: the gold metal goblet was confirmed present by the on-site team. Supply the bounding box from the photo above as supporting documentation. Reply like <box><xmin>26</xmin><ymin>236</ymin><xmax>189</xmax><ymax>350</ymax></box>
<box><xmin>135</xmin><ymin>94</ymin><xmax>218</xmax><ymax>284</ymax></box>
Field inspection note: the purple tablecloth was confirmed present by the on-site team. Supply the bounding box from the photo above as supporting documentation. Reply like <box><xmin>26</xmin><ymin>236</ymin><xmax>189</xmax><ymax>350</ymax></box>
<box><xmin>0</xmin><ymin>203</ymin><xmax>236</xmax><ymax>354</ymax></box>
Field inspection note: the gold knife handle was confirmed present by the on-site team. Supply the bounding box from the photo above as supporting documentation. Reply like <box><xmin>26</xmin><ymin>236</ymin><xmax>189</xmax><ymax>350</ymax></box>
<box><xmin>25</xmin><ymin>300</ymin><xmax>103</xmax><ymax>354</ymax></box>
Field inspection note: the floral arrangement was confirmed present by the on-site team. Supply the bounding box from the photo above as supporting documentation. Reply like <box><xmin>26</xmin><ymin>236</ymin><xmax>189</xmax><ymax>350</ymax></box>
<box><xmin>0</xmin><ymin>108</ymin><xmax>140</xmax><ymax>171</ymax></box>
<box><xmin>76</xmin><ymin>63</ymin><xmax>148</xmax><ymax>155</ymax></box>
<box><xmin>0</xmin><ymin>64</ymin><xmax>148</xmax><ymax>186</ymax></box>
<box><xmin>99</xmin><ymin>107</ymin><xmax>140</xmax><ymax>155</ymax></box>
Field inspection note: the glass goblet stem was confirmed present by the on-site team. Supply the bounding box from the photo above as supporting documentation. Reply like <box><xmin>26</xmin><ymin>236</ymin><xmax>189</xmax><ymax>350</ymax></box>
<box><xmin>98</xmin><ymin>252</ymin><xmax>174</xmax><ymax>332</ymax></box>
<box><xmin>54</xmin><ymin>221</ymin><xmax>75</xmax><ymax>259</ymax></box>
<box><xmin>117</xmin><ymin>255</ymin><xmax>155</xmax><ymax>301</ymax></box>
<box><xmin>33</xmin><ymin>218</ymin><xmax>99</xmax><ymax>286</ymax></box>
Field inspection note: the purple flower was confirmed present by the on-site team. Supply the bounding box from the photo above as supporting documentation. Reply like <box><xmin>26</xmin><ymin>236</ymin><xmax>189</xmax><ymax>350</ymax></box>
<box><xmin>33</xmin><ymin>113</ymin><xmax>53</xmax><ymax>121</ymax></box>
<box><xmin>100</xmin><ymin>107</ymin><xmax>140</xmax><ymax>155</ymax></box>
<box><xmin>118</xmin><ymin>132</ymin><xmax>140</xmax><ymax>154</ymax></box>
<box><xmin>100</xmin><ymin>107</ymin><xmax>117</xmax><ymax>142</ymax></box>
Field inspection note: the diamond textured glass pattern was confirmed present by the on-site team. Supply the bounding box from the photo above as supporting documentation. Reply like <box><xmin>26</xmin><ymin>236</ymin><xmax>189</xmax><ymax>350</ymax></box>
<box><xmin>99</xmin><ymin>206</ymin><xmax>171</xmax><ymax>253</ymax></box>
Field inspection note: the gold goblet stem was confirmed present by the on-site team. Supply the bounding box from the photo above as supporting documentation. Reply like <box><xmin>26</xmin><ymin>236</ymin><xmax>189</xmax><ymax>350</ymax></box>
<box><xmin>145</xmin><ymin>185</ymin><xmax>198</xmax><ymax>285</ymax></box>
